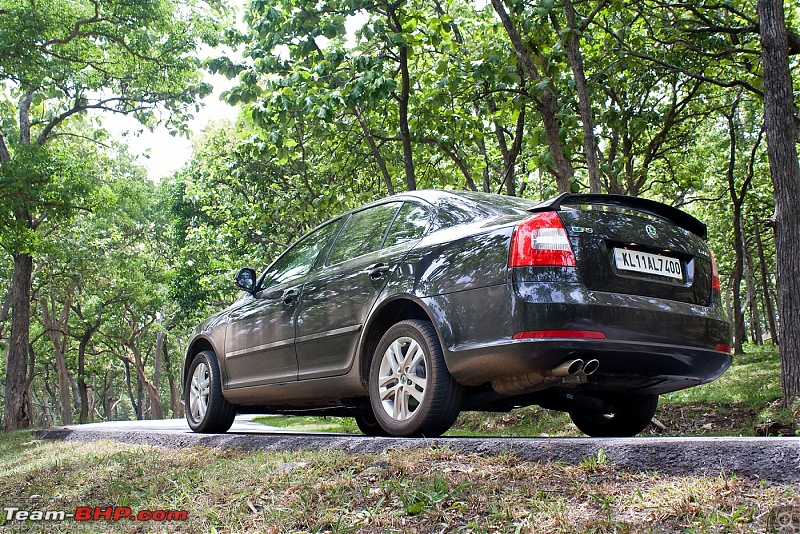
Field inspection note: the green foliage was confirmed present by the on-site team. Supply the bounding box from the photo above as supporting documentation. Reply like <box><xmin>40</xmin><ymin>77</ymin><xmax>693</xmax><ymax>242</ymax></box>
<box><xmin>0</xmin><ymin>0</ymin><xmax>218</xmax><ymax>129</ymax></box>
<box><xmin>0</xmin><ymin>141</ymin><xmax>98</xmax><ymax>254</ymax></box>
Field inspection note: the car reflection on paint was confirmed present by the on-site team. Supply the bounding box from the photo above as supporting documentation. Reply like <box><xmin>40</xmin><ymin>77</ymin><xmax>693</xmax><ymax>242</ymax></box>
<box><xmin>183</xmin><ymin>190</ymin><xmax>731</xmax><ymax>437</ymax></box>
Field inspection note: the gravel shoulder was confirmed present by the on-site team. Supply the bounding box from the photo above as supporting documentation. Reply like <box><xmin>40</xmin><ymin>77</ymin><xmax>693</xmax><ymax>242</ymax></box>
<box><xmin>34</xmin><ymin>416</ymin><xmax>800</xmax><ymax>484</ymax></box>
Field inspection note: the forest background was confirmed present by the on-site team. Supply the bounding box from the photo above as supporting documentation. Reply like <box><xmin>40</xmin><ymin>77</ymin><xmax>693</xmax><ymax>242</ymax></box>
<box><xmin>0</xmin><ymin>0</ymin><xmax>798</xmax><ymax>431</ymax></box>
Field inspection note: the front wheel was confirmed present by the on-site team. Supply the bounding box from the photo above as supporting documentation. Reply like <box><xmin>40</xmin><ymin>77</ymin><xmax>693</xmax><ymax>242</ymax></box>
<box><xmin>569</xmin><ymin>394</ymin><xmax>658</xmax><ymax>437</ymax></box>
<box><xmin>185</xmin><ymin>350</ymin><xmax>236</xmax><ymax>433</ymax></box>
<box><xmin>369</xmin><ymin>320</ymin><xmax>462</xmax><ymax>437</ymax></box>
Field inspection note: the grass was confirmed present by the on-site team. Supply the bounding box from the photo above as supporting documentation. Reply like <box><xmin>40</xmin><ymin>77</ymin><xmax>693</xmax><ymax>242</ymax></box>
<box><xmin>255</xmin><ymin>343</ymin><xmax>797</xmax><ymax>437</ymax></box>
<box><xmin>1</xmin><ymin>430</ymin><xmax>798</xmax><ymax>532</ymax></box>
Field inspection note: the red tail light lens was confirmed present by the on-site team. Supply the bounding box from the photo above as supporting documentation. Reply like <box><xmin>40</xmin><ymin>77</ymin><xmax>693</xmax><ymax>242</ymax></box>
<box><xmin>710</xmin><ymin>252</ymin><xmax>721</xmax><ymax>291</ymax></box>
<box><xmin>509</xmin><ymin>211</ymin><xmax>576</xmax><ymax>268</ymax></box>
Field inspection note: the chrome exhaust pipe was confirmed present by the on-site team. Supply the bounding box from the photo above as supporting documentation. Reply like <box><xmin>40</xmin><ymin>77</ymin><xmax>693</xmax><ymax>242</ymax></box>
<box><xmin>583</xmin><ymin>359</ymin><xmax>600</xmax><ymax>375</ymax></box>
<box><xmin>491</xmin><ymin>358</ymin><xmax>600</xmax><ymax>395</ymax></box>
<box><xmin>551</xmin><ymin>358</ymin><xmax>584</xmax><ymax>377</ymax></box>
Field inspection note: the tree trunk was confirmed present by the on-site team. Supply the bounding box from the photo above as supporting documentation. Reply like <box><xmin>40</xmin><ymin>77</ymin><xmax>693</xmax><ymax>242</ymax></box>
<box><xmin>725</xmin><ymin>105</ymin><xmax>746</xmax><ymax>355</ymax></box>
<box><xmin>41</xmin><ymin>287</ymin><xmax>76</xmax><ymax>426</ymax></box>
<box><xmin>3</xmin><ymin>252</ymin><xmax>33</xmax><ymax>431</ymax></box>
<box><xmin>104</xmin><ymin>371</ymin><xmax>116</xmax><ymax>421</ymax></box>
<box><xmin>123</xmin><ymin>360</ymin><xmax>139</xmax><ymax>419</ymax></box>
<box><xmin>559</xmin><ymin>0</ymin><xmax>601</xmax><ymax>193</ymax></box>
<box><xmin>162</xmin><ymin>336</ymin><xmax>184</xmax><ymax>418</ymax></box>
<box><xmin>491</xmin><ymin>0</ymin><xmax>574</xmax><ymax>193</ymax></box>
<box><xmin>758</xmin><ymin>0</ymin><xmax>800</xmax><ymax>405</ymax></box>
<box><xmin>387</xmin><ymin>6</ymin><xmax>416</xmax><ymax>191</ymax></box>
<box><xmin>744</xmin><ymin>242</ymin><xmax>764</xmax><ymax>344</ymax></box>
<box><xmin>129</xmin><ymin>346</ymin><xmax>164</xmax><ymax>420</ymax></box>
<box><xmin>154</xmin><ymin>331</ymin><xmax>165</xmax><ymax>392</ymax></box>
<box><xmin>354</xmin><ymin>106</ymin><xmax>396</xmax><ymax>195</ymax></box>
<box><xmin>753</xmin><ymin>214</ymin><xmax>778</xmax><ymax>344</ymax></box>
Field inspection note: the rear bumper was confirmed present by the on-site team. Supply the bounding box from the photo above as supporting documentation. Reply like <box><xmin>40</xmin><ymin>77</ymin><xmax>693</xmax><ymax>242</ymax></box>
<box><xmin>425</xmin><ymin>280</ymin><xmax>731</xmax><ymax>395</ymax></box>
<box><xmin>442</xmin><ymin>337</ymin><xmax>731</xmax><ymax>395</ymax></box>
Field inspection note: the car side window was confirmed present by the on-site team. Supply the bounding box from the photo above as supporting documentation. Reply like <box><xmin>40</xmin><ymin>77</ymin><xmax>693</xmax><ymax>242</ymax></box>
<box><xmin>383</xmin><ymin>201</ymin><xmax>431</xmax><ymax>248</ymax></box>
<box><xmin>326</xmin><ymin>202</ymin><xmax>401</xmax><ymax>266</ymax></box>
<box><xmin>261</xmin><ymin>220</ymin><xmax>341</xmax><ymax>288</ymax></box>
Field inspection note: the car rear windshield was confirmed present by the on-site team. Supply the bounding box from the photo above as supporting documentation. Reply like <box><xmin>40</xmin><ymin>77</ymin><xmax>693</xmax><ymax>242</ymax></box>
<box><xmin>446</xmin><ymin>191</ymin><xmax>536</xmax><ymax>215</ymax></box>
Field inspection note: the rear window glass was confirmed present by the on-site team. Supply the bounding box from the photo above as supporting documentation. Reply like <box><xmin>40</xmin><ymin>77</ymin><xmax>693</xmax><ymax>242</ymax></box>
<box><xmin>448</xmin><ymin>191</ymin><xmax>536</xmax><ymax>215</ymax></box>
<box><xmin>326</xmin><ymin>202</ymin><xmax>401</xmax><ymax>265</ymax></box>
<box><xmin>383</xmin><ymin>202</ymin><xmax>431</xmax><ymax>248</ymax></box>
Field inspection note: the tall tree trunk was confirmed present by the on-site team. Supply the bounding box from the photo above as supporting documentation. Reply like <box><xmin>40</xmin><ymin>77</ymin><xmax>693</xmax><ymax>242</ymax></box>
<box><xmin>397</xmin><ymin>44</ymin><xmax>415</xmax><ymax>191</ymax></box>
<box><xmin>387</xmin><ymin>6</ymin><xmax>416</xmax><ymax>191</ymax></box>
<box><xmin>3</xmin><ymin>93</ymin><xmax>37</xmax><ymax>431</ymax></box>
<box><xmin>354</xmin><ymin>106</ymin><xmax>396</xmax><ymax>195</ymax></box>
<box><xmin>491</xmin><ymin>0</ymin><xmax>574</xmax><ymax>193</ymax></box>
<box><xmin>3</xmin><ymin>252</ymin><xmax>33</xmax><ymax>430</ymax></box>
<box><xmin>128</xmin><ymin>346</ymin><xmax>164</xmax><ymax>420</ymax></box>
<box><xmin>162</xmin><ymin>336</ymin><xmax>183</xmax><ymax>418</ymax></box>
<box><xmin>41</xmin><ymin>286</ymin><xmax>76</xmax><ymax>426</ymax></box>
<box><xmin>154</xmin><ymin>331</ymin><xmax>164</xmax><ymax>392</ymax></box>
<box><xmin>77</xmin><ymin>327</ymin><xmax>95</xmax><ymax>424</ymax></box>
<box><xmin>123</xmin><ymin>360</ymin><xmax>139</xmax><ymax>419</ymax></box>
<box><xmin>725</xmin><ymin>102</ymin><xmax>747</xmax><ymax>355</ymax></box>
<box><xmin>758</xmin><ymin>0</ymin><xmax>800</xmax><ymax>405</ymax></box>
<box><xmin>558</xmin><ymin>0</ymin><xmax>601</xmax><ymax>193</ymax></box>
<box><xmin>744</xmin><ymin>242</ymin><xmax>764</xmax><ymax>344</ymax></box>
<box><xmin>104</xmin><ymin>371</ymin><xmax>116</xmax><ymax>421</ymax></box>
<box><xmin>753</xmin><ymin>214</ymin><xmax>778</xmax><ymax>344</ymax></box>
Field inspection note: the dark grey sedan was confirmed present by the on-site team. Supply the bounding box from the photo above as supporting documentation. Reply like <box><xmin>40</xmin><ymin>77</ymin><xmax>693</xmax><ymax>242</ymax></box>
<box><xmin>183</xmin><ymin>190</ymin><xmax>731</xmax><ymax>437</ymax></box>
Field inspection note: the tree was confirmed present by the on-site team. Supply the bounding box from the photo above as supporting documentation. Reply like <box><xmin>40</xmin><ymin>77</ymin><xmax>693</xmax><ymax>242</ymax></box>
<box><xmin>0</xmin><ymin>0</ymin><xmax>218</xmax><ymax>430</ymax></box>
<box><xmin>758</xmin><ymin>0</ymin><xmax>800</xmax><ymax>405</ymax></box>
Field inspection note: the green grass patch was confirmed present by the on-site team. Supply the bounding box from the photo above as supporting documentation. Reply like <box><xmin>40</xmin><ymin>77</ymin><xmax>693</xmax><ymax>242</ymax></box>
<box><xmin>664</xmin><ymin>343</ymin><xmax>782</xmax><ymax>407</ymax></box>
<box><xmin>253</xmin><ymin>415</ymin><xmax>360</xmax><ymax>434</ymax></box>
<box><xmin>1</xmin><ymin>431</ymin><xmax>797</xmax><ymax>532</ymax></box>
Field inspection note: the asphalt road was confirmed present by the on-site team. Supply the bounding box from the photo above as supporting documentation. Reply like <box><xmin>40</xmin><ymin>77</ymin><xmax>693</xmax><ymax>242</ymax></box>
<box><xmin>35</xmin><ymin>415</ymin><xmax>800</xmax><ymax>484</ymax></box>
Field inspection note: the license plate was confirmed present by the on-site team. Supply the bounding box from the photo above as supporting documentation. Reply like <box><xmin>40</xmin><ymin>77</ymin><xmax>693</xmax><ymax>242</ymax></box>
<box><xmin>613</xmin><ymin>249</ymin><xmax>683</xmax><ymax>280</ymax></box>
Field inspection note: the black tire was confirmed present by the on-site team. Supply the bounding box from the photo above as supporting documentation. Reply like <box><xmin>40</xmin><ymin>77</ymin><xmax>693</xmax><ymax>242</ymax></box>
<box><xmin>354</xmin><ymin>412</ymin><xmax>389</xmax><ymax>436</ymax></box>
<box><xmin>185</xmin><ymin>350</ymin><xmax>236</xmax><ymax>433</ymax></box>
<box><xmin>569</xmin><ymin>394</ymin><xmax>658</xmax><ymax>437</ymax></box>
<box><xmin>368</xmin><ymin>319</ymin><xmax>462</xmax><ymax>437</ymax></box>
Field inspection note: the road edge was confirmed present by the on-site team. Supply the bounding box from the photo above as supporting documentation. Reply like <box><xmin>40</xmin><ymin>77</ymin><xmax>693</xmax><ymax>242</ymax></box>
<box><xmin>34</xmin><ymin>428</ymin><xmax>800</xmax><ymax>484</ymax></box>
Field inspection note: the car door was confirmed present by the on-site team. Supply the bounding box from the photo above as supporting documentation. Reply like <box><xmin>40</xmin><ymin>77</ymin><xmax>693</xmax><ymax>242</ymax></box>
<box><xmin>223</xmin><ymin>220</ymin><xmax>341</xmax><ymax>388</ymax></box>
<box><xmin>295</xmin><ymin>201</ymin><xmax>433</xmax><ymax>379</ymax></box>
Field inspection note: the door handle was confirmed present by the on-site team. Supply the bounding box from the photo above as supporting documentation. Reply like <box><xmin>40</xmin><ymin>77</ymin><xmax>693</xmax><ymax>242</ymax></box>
<box><xmin>366</xmin><ymin>263</ymin><xmax>391</xmax><ymax>280</ymax></box>
<box><xmin>282</xmin><ymin>288</ymin><xmax>300</xmax><ymax>305</ymax></box>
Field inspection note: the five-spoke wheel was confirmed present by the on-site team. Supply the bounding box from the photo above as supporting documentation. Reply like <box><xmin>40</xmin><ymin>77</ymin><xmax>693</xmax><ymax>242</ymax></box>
<box><xmin>185</xmin><ymin>350</ymin><xmax>236</xmax><ymax>433</ymax></box>
<box><xmin>369</xmin><ymin>320</ymin><xmax>462</xmax><ymax>437</ymax></box>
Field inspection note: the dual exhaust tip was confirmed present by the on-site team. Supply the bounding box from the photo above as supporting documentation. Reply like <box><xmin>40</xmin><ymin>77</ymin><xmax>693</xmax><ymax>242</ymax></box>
<box><xmin>553</xmin><ymin>358</ymin><xmax>600</xmax><ymax>378</ymax></box>
<box><xmin>490</xmin><ymin>357</ymin><xmax>600</xmax><ymax>395</ymax></box>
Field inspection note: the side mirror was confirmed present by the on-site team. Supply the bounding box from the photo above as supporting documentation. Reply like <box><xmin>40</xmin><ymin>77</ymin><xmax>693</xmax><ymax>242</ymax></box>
<box><xmin>234</xmin><ymin>268</ymin><xmax>257</xmax><ymax>293</ymax></box>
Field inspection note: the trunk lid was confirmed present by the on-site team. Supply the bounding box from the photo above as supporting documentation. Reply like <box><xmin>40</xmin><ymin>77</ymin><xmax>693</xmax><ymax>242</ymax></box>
<box><xmin>547</xmin><ymin>200</ymin><xmax>713</xmax><ymax>306</ymax></box>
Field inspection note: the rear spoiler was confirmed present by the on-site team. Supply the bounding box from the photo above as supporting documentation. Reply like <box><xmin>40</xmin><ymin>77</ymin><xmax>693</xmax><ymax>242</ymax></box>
<box><xmin>529</xmin><ymin>193</ymin><xmax>707</xmax><ymax>240</ymax></box>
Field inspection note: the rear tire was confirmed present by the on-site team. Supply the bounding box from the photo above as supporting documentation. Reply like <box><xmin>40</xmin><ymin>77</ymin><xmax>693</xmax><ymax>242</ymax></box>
<box><xmin>185</xmin><ymin>350</ymin><xmax>236</xmax><ymax>433</ymax></box>
<box><xmin>569</xmin><ymin>394</ymin><xmax>658</xmax><ymax>437</ymax></box>
<box><xmin>354</xmin><ymin>412</ymin><xmax>389</xmax><ymax>436</ymax></box>
<box><xmin>369</xmin><ymin>320</ymin><xmax>462</xmax><ymax>437</ymax></box>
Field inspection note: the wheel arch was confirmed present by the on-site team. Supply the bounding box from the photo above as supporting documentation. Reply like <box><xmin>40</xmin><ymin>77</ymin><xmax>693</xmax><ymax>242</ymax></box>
<box><xmin>183</xmin><ymin>336</ymin><xmax>218</xmax><ymax>390</ymax></box>
<box><xmin>358</xmin><ymin>296</ymin><xmax>440</xmax><ymax>388</ymax></box>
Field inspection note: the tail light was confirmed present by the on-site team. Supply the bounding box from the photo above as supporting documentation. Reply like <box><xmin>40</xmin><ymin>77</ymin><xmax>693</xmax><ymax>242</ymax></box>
<box><xmin>509</xmin><ymin>211</ymin><xmax>576</xmax><ymax>268</ymax></box>
<box><xmin>710</xmin><ymin>252</ymin><xmax>721</xmax><ymax>292</ymax></box>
